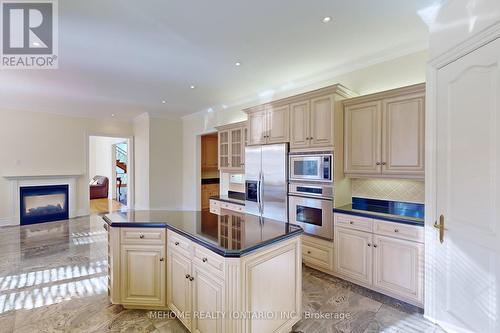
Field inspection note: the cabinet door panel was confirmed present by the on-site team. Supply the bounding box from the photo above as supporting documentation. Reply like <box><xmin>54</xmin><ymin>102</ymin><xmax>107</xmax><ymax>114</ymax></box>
<box><xmin>344</xmin><ymin>101</ymin><xmax>382</xmax><ymax>174</ymax></box>
<box><xmin>248</xmin><ymin>111</ymin><xmax>267</xmax><ymax>145</ymax></box>
<box><xmin>168</xmin><ymin>251</ymin><xmax>192</xmax><ymax>327</ymax></box>
<box><xmin>310</xmin><ymin>96</ymin><xmax>333</xmax><ymax>147</ymax></box>
<box><xmin>120</xmin><ymin>244</ymin><xmax>165</xmax><ymax>306</ymax></box>
<box><xmin>192</xmin><ymin>266</ymin><xmax>224</xmax><ymax>333</ymax></box>
<box><xmin>373</xmin><ymin>235</ymin><xmax>423</xmax><ymax>304</ymax></box>
<box><xmin>218</xmin><ymin>130</ymin><xmax>230</xmax><ymax>169</ymax></box>
<box><xmin>230</xmin><ymin>128</ymin><xmax>243</xmax><ymax>170</ymax></box>
<box><xmin>382</xmin><ymin>94</ymin><xmax>425</xmax><ymax>176</ymax></box>
<box><xmin>334</xmin><ymin>227</ymin><xmax>372</xmax><ymax>285</ymax></box>
<box><xmin>267</xmin><ymin>105</ymin><xmax>290</xmax><ymax>144</ymax></box>
<box><xmin>290</xmin><ymin>101</ymin><xmax>310</xmax><ymax>149</ymax></box>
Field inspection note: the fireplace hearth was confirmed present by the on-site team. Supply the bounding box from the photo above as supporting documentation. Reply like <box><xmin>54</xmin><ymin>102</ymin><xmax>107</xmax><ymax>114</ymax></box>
<box><xmin>20</xmin><ymin>185</ymin><xmax>69</xmax><ymax>225</ymax></box>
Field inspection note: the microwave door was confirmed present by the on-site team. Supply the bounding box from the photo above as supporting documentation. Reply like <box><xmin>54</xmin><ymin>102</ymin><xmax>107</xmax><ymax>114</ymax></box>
<box><xmin>245</xmin><ymin>146</ymin><xmax>262</xmax><ymax>216</ymax></box>
<box><xmin>291</xmin><ymin>156</ymin><xmax>321</xmax><ymax>180</ymax></box>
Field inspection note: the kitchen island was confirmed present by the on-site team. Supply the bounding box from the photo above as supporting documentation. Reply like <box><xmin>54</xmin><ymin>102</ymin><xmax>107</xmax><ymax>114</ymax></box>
<box><xmin>103</xmin><ymin>210</ymin><xmax>303</xmax><ymax>333</ymax></box>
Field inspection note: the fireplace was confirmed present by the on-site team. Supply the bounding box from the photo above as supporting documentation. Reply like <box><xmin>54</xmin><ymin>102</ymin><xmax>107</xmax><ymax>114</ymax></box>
<box><xmin>20</xmin><ymin>185</ymin><xmax>69</xmax><ymax>225</ymax></box>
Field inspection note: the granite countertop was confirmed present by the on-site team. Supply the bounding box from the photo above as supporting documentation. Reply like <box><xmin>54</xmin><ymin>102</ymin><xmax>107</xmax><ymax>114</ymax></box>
<box><xmin>210</xmin><ymin>191</ymin><xmax>245</xmax><ymax>206</ymax></box>
<box><xmin>103</xmin><ymin>210</ymin><xmax>302</xmax><ymax>257</ymax></box>
<box><xmin>334</xmin><ymin>197</ymin><xmax>424</xmax><ymax>226</ymax></box>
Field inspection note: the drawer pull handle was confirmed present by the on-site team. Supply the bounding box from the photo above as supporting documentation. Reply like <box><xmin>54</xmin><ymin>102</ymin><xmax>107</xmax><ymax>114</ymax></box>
<box><xmin>367</xmin><ymin>243</ymin><xmax>371</xmax><ymax>247</ymax></box>
<box><xmin>160</xmin><ymin>258</ymin><xmax>164</xmax><ymax>262</ymax></box>
<box><xmin>189</xmin><ymin>276</ymin><xmax>194</xmax><ymax>281</ymax></box>
<box><xmin>139</xmin><ymin>234</ymin><xmax>144</xmax><ymax>239</ymax></box>
<box><xmin>175</xmin><ymin>241</ymin><xmax>180</xmax><ymax>246</ymax></box>
<box><xmin>185</xmin><ymin>274</ymin><xmax>190</xmax><ymax>279</ymax></box>
<box><xmin>202</xmin><ymin>257</ymin><xmax>208</xmax><ymax>263</ymax></box>
<box><xmin>394</xmin><ymin>229</ymin><xmax>399</xmax><ymax>233</ymax></box>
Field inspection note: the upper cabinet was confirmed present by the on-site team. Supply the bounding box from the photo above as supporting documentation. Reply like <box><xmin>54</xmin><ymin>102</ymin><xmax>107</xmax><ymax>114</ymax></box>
<box><xmin>201</xmin><ymin>134</ymin><xmax>218</xmax><ymax>170</ymax></box>
<box><xmin>245</xmin><ymin>84</ymin><xmax>357</xmax><ymax>150</ymax></box>
<box><xmin>247</xmin><ymin>105</ymin><xmax>289</xmax><ymax>145</ymax></box>
<box><xmin>215</xmin><ymin>121</ymin><xmax>247</xmax><ymax>172</ymax></box>
<box><xmin>344</xmin><ymin>84</ymin><xmax>425</xmax><ymax>179</ymax></box>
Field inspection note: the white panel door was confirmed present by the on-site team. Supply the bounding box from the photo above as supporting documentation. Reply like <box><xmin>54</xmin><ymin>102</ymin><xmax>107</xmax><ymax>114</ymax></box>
<box><xmin>334</xmin><ymin>227</ymin><xmax>373</xmax><ymax>285</ymax></box>
<box><xmin>433</xmin><ymin>38</ymin><xmax>500</xmax><ymax>333</ymax></box>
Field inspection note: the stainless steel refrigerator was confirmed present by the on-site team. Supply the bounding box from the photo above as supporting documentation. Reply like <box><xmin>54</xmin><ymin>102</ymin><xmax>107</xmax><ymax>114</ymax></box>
<box><xmin>245</xmin><ymin>143</ymin><xmax>288</xmax><ymax>222</ymax></box>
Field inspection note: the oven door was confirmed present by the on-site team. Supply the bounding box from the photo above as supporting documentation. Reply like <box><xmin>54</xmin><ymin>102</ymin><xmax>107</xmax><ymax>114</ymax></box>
<box><xmin>289</xmin><ymin>156</ymin><xmax>323</xmax><ymax>181</ymax></box>
<box><xmin>289</xmin><ymin>195</ymin><xmax>333</xmax><ymax>240</ymax></box>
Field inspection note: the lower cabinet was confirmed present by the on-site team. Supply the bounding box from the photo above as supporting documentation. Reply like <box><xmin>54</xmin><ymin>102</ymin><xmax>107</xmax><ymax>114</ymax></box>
<box><xmin>372</xmin><ymin>235</ymin><xmax>424</xmax><ymax>304</ymax></box>
<box><xmin>334</xmin><ymin>227</ymin><xmax>373</xmax><ymax>285</ymax></box>
<box><xmin>191</xmin><ymin>265</ymin><xmax>224</xmax><ymax>333</ymax></box>
<box><xmin>333</xmin><ymin>213</ymin><xmax>424</xmax><ymax>306</ymax></box>
<box><xmin>120</xmin><ymin>244</ymin><xmax>166</xmax><ymax>307</ymax></box>
<box><xmin>168</xmin><ymin>250</ymin><xmax>193</xmax><ymax>329</ymax></box>
<box><xmin>301</xmin><ymin>235</ymin><xmax>334</xmax><ymax>273</ymax></box>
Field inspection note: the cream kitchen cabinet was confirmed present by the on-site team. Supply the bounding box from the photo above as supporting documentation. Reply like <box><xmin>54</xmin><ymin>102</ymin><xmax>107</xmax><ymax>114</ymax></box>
<box><xmin>373</xmin><ymin>235</ymin><xmax>424</xmax><ymax>304</ymax></box>
<box><xmin>343</xmin><ymin>84</ymin><xmax>425</xmax><ymax>178</ymax></box>
<box><xmin>168</xmin><ymin>249</ymin><xmax>193</xmax><ymax>328</ymax></box>
<box><xmin>120</xmin><ymin>244</ymin><xmax>166</xmax><ymax>307</ymax></box>
<box><xmin>247</xmin><ymin>105</ymin><xmax>289</xmax><ymax>145</ymax></box>
<box><xmin>191</xmin><ymin>264</ymin><xmax>224</xmax><ymax>333</ymax></box>
<box><xmin>333</xmin><ymin>213</ymin><xmax>424</xmax><ymax>306</ymax></box>
<box><xmin>334</xmin><ymin>227</ymin><xmax>373</xmax><ymax>285</ymax></box>
<box><xmin>216</xmin><ymin>121</ymin><xmax>247</xmax><ymax>172</ymax></box>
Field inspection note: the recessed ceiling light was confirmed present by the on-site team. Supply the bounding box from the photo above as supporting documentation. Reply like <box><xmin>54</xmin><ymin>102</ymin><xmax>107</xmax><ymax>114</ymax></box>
<box><xmin>235</xmin><ymin>62</ymin><xmax>241</xmax><ymax>66</ymax></box>
<box><xmin>190</xmin><ymin>85</ymin><xmax>196</xmax><ymax>89</ymax></box>
<box><xmin>111</xmin><ymin>113</ymin><xmax>115</xmax><ymax>117</ymax></box>
<box><xmin>322</xmin><ymin>16</ymin><xmax>332</xmax><ymax>23</ymax></box>
<box><xmin>162</xmin><ymin>100</ymin><xmax>166</xmax><ymax>104</ymax></box>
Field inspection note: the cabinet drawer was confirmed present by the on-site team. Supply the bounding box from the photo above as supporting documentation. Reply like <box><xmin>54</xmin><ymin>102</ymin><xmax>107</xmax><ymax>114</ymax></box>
<box><xmin>120</xmin><ymin>228</ymin><xmax>165</xmax><ymax>245</ymax></box>
<box><xmin>334</xmin><ymin>214</ymin><xmax>373</xmax><ymax>232</ymax></box>
<box><xmin>373</xmin><ymin>220</ymin><xmax>424</xmax><ymax>243</ymax></box>
<box><xmin>209</xmin><ymin>199</ymin><xmax>220</xmax><ymax>207</ymax></box>
<box><xmin>167</xmin><ymin>231</ymin><xmax>193</xmax><ymax>257</ymax></box>
<box><xmin>209</xmin><ymin>200</ymin><xmax>221</xmax><ymax>215</ymax></box>
<box><xmin>220</xmin><ymin>202</ymin><xmax>245</xmax><ymax>213</ymax></box>
<box><xmin>302</xmin><ymin>236</ymin><xmax>334</xmax><ymax>271</ymax></box>
<box><xmin>193</xmin><ymin>244</ymin><xmax>225</xmax><ymax>277</ymax></box>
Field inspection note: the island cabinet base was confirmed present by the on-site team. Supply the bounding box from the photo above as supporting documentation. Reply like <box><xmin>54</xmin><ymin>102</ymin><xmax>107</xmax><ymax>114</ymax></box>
<box><xmin>106</xmin><ymin>224</ymin><xmax>302</xmax><ymax>333</ymax></box>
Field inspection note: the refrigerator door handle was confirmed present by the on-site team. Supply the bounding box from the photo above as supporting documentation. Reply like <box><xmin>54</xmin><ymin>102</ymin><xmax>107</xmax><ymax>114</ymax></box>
<box><xmin>260</xmin><ymin>172</ymin><xmax>265</xmax><ymax>215</ymax></box>
<box><xmin>257</xmin><ymin>171</ymin><xmax>262</xmax><ymax>215</ymax></box>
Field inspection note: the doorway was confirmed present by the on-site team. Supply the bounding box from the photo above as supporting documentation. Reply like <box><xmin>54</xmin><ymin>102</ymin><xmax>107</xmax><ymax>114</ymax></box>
<box><xmin>88</xmin><ymin>135</ymin><xmax>132</xmax><ymax>215</ymax></box>
<box><xmin>200</xmin><ymin>133</ymin><xmax>219</xmax><ymax>211</ymax></box>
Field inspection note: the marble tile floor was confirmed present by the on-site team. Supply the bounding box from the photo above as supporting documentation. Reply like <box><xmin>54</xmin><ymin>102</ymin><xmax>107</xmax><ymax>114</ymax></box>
<box><xmin>0</xmin><ymin>215</ymin><xmax>443</xmax><ymax>333</ymax></box>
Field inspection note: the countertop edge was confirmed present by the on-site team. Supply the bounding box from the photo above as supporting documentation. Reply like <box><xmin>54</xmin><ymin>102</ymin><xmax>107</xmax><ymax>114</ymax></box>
<box><xmin>333</xmin><ymin>208</ymin><xmax>424</xmax><ymax>227</ymax></box>
<box><xmin>102</xmin><ymin>215</ymin><xmax>303</xmax><ymax>258</ymax></box>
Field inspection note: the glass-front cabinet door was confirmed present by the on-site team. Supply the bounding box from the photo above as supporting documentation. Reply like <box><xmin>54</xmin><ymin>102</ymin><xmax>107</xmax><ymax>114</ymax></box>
<box><xmin>230</xmin><ymin>128</ymin><xmax>242</xmax><ymax>170</ymax></box>
<box><xmin>218</xmin><ymin>130</ymin><xmax>229</xmax><ymax>169</ymax></box>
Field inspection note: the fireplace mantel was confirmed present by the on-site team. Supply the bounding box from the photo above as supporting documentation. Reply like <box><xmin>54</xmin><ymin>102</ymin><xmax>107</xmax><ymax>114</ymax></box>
<box><xmin>3</xmin><ymin>174</ymin><xmax>81</xmax><ymax>226</ymax></box>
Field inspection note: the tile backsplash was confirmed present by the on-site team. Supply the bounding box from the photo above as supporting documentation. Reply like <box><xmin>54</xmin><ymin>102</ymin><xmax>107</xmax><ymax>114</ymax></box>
<box><xmin>351</xmin><ymin>178</ymin><xmax>424</xmax><ymax>204</ymax></box>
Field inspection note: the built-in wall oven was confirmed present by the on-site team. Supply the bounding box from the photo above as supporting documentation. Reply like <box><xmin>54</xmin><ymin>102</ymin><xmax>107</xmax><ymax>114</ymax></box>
<box><xmin>289</xmin><ymin>153</ymin><xmax>332</xmax><ymax>182</ymax></box>
<box><xmin>288</xmin><ymin>183</ymin><xmax>333</xmax><ymax>240</ymax></box>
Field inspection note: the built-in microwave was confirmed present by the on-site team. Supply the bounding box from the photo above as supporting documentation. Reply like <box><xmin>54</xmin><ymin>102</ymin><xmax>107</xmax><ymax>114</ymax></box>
<box><xmin>289</xmin><ymin>153</ymin><xmax>332</xmax><ymax>182</ymax></box>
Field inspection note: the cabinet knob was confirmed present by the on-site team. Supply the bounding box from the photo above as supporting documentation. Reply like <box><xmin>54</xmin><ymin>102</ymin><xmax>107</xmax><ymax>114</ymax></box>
<box><xmin>367</xmin><ymin>243</ymin><xmax>371</xmax><ymax>247</ymax></box>
<box><xmin>381</xmin><ymin>162</ymin><xmax>387</xmax><ymax>165</ymax></box>
<box><xmin>349</xmin><ymin>221</ymin><xmax>354</xmax><ymax>225</ymax></box>
<box><xmin>376</xmin><ymin>162</ymin><xmax>381</xmax><ymax>166</ymax></box>
<box><xmin>307</xmin><ymin>251</ymin><xmax>311</xmax><ymax>254</ymax></box>
<box><xmin>175</xmin><ymin>241</ymin><xmax>179</xmax><ymax>246</ymax></box>
<box><xmin>160</xmin><ymin>258</ymin><xmax>164</xmax><ymax>262</ymax></box>
<box><xmin>394</xmin><ymin>229</ymin><xmax>399</xmax><ymax>233</ymax></box>
<box><xmin>373</xmin><ymin>244</ymin><xmax>378</xmax><ymax>248</ymax></box>
<box><xmin>139</xmin><ymin>234</ymin><xmax>144</xmax><ymax>239</ymax></box>
<box><xmin>189</xmin><ymin>276</ymin><xmax>194</xmax><ymax>281</ymax></box>
<box><xmin>185</xmin><ymin>274</ymin><xmax>190</xmax><ymax>279</ymax></box>
<box><xmin>202</xmin><ymin>257</ymin><xmax>208</xmax><ymax>263</ymax></box>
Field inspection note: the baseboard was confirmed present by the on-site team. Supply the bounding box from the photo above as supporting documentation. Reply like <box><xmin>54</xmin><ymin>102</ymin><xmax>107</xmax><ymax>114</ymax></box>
<box><xmin>0</xmin><ymin>216</ymin><xmax>16</xmax><ymax>227</ymax></box>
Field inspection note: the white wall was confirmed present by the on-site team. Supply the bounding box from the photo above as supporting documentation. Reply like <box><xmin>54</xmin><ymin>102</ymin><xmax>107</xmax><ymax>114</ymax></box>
<box><xmin>133</xmin><ymin>113</ymin><xmax>150</xmax><ymax>209</ymax></box>
<box><xmin>88</xmin><ymin>136</ymin><xmax>127</xmax><ymax>199</ymax></box>
<box><xmin>426</xmin><ymin>0</ymin><xmax>500</xmax><ymax>59</ymax></box>
<box><xmin>181</xmin><ymin>50</ymin><xmax>428</xmax><ymax>210</ymax></box>
<box><xmin>0</xmin><ymin>109</ymin><xmax>133</xmax><ymax>224</ymax></box>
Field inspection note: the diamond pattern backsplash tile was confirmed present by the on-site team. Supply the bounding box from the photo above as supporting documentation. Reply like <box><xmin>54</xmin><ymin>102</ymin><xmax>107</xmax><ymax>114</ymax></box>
<box><xmin>351</xmin><ymin>178</ymin><xmax>424</xmax><ymax>204</ymax></box>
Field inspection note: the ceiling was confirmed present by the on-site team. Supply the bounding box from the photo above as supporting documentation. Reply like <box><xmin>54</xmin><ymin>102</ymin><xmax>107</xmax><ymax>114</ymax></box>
<box><xmin>0</xmin><ymin>0</ymin><xmax>434</xmax><ymax>120</ymax></box>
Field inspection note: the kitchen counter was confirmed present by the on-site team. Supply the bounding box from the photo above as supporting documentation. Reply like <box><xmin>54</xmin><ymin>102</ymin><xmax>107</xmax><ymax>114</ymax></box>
<box><xmin>103</xmin><ymin>210</ymin><xmax>302</xmax><ymax>257</ymax></box>
<box><xmin>210</xmin><ymin>191</ymin><xmax>245</xmax><ymax>206</ymax></box>
<box><xmin>334</xmin><ymin>197</ymin><xmax>424</xmax><ymax>226</ymax></box>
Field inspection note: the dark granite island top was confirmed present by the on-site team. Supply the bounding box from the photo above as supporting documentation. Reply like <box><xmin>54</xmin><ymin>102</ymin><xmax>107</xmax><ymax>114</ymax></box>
<box><xmin>103</xmin><ymin>210</ymin><xmax>302</xmax><ymax>257</ymax></box>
